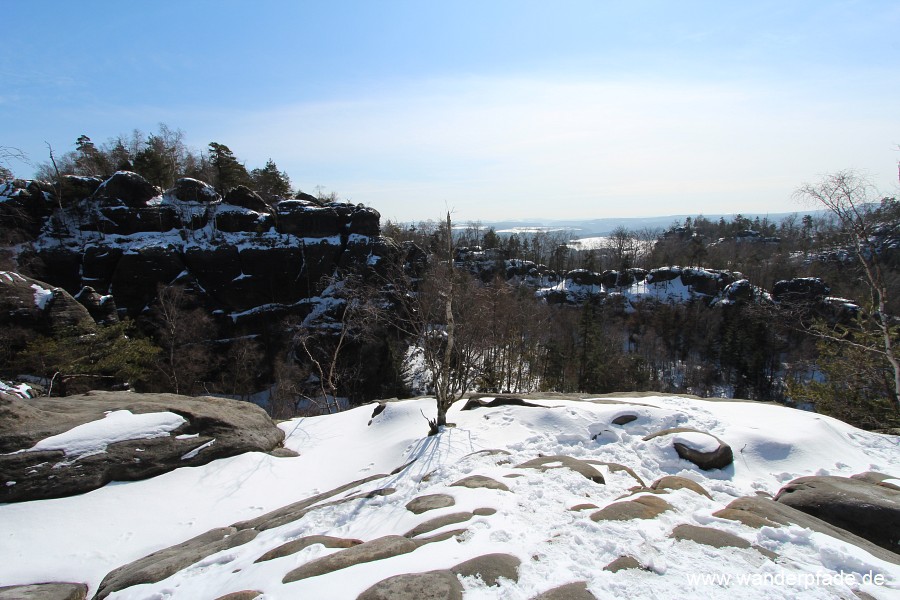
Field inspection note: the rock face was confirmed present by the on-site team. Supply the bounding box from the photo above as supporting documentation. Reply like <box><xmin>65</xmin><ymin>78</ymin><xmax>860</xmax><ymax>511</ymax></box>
<box><xmin>170</xmin><ymin>177</ymin><xmax>219</xmax><ymax>203</ymax></box>
<box><xmin>73</xmin><ymin>286</ymin><xmax>118</xmax><ymax>324</ymax></box>
<box><xmin>2</xmin><ymin>172</ymin><xmax>388</xmax><ymax>324</ymax></box>
<box><xmin>0</xmin><ymin>391</ymin><xmax>285</xmax><ymax>503</ymax></box>
<box><xmin>60</xmin><ymin>175</ymin><xmax>104</xmax><ymax>206</ymax></box>
<box><xmin>530</xmin><ymin>263</ymin><xmax>750</xmax><ymax>307</ymax></box>
<box><xmin>0</xmin><ymin>179</ymin><xmax>56</xmax><ymax>235</ymax></box>
<box><xmin>772</xmin><ymin>277</ymin><xmax>829</xmax><ymax>303</ymax></box>
<box><xmin>0</xmin><ymin>271</ymin><xmax>95</xmax><ymax>335</ymax></box>
<box><xmin>92</xmin><ymin>171</ymin><xmax>160</xmax><ymax>208</ymax></box>
<box><xmin>223</xmin><ymin>185</ymin><xmax>271</xmax><ymax>213</ymax></box>
<box><xmin>774</xmin><ymin>475</ymin><xmax>900</xmax><ymax>552</ymax></box>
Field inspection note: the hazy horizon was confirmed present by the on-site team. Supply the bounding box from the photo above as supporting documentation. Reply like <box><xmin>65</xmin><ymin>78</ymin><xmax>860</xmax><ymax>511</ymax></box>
<box><xmin>2</xmin><ymin>1</ymin><xmax>897</xmax><ymax>224</ymax></box>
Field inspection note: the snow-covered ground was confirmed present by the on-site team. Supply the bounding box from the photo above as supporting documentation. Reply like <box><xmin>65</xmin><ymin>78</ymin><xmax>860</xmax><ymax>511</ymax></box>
<box><xmin>1</xmin><ymin>395</ymin><xmax>898</xmax><ymax>599</ymax></box>
<box><xmin>567</xmin><ymin>236</ymin><xmax>609</xmax><ymax>250</ymax></box>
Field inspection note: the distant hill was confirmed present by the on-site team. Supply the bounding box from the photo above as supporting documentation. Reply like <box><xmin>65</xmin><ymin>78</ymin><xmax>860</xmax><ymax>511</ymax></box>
<box><xmin>476</xmin><ymin>210</ymin><xmax>828</xmax><ymax>238</ymax></box>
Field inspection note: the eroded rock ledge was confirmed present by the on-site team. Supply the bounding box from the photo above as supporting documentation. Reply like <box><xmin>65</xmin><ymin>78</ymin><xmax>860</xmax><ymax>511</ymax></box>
<box><xmin>0</xmin><ymin>391</ymin><xmax>285</xmax><ymax>503</ymax></box>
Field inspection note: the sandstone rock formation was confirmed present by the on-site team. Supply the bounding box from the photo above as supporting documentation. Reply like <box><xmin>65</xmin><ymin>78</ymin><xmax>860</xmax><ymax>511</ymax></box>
<box><xmin>0</xmin><ymin>391</ymin><xmax>285</xmax><ymax>502</ymax></box>
<box><xmin>0</xmin><ymin>582</ymin><xmax>88</xmax><ymax>600</ymax></box>
<box><xmin>642</xmin><ymin>427</ymin><xmax>734</xmax><ymax>470</ymax></box>
<box><xmin>714</xmin><ymin>495</ymin><xmax>900</xmax><ymax>566</ymax></box>
<box><xmin>774</xmin><ymin>475</ymin><xmax>900</xmax><ymax>552</ymax></box>
<box><xmin>515</xmin><ymin>455</ymin><xmax>605</xmax><ymax>484</ymax></box>
<box><xmin>0</xmin><ymin>271</ymin><xmax>95</xmax><ymax>335</ymax></box>
<box><xmin>357</xmin><ymin>571</ymin><xmax>463</xmax><ymax>600</ymax></box>
<box><xmin>2</xmin><ymin>171</ymin><xmax>388</xmax><ymax>326</ymax></box>
<box><xmin>95</xmin><ymin>528</ymin><xmax>259</xmax><ymax>599</ymax></box>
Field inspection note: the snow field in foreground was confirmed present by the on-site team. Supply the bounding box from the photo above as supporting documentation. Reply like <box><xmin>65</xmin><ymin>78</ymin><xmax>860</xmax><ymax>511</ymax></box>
<box><xmin>1</xmin><ymin>395</ymin><xmax>898</xmax><ymax>599</ymax></box>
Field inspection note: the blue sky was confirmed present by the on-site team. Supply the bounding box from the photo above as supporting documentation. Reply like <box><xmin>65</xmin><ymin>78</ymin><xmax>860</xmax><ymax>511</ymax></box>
<box><xmin>2</xmin><ymin>1</ymin><xmax>898</xmax><ymax>222</ymax></box>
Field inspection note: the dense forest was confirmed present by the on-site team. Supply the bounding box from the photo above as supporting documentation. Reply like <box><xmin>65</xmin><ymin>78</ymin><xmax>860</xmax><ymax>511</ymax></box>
<box><xmin>2</xmin><ymin>127</ymin><xmax>899</xmax><ymax>432</ymax></box>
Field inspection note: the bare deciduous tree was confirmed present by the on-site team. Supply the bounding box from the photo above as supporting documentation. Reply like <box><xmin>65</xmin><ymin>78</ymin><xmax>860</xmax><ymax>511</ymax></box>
<box><xmin>794</xmin><ymin>170</ymin><xmax>900</xmax><ymax>411</ymax></box>
<box><xmin>0</xmin><ymin>145</ymin><xmax>28</xmax><ymax>180</ymax></box>
<box><xmin>269</xmin><ymin>356</ymin><xmax>308</xmax><ymax>418</ymax></box>
<box><xmin>149</xmin><ymin>284</ymin><xmax>219</xmax><ymax>395</ymax></box>
<box><xmin>607</xmin><ymin>226</ymin><xmax>637</xmax><ymax>271</ymax></box>
<box><xmin>380</xmin><ymin>213</ymin><xmax>478</xmax><ymax>433</ymax></box>
<box><xmin>289</xmin><ymin>273</ymin><xmax>384</xmax><ymax>414</ymax></box>
<box><xmin>220</xmin><ymin>337</ymin><xmax>265</xmax><ymax>401</ymax></box>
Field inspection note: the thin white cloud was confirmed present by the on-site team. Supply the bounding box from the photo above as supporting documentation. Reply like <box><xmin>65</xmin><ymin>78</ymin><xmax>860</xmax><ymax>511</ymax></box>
<box><xmin>219</xmin><ymin>74</ymin><xmax>898</xmax><ymax>222</ymax></box>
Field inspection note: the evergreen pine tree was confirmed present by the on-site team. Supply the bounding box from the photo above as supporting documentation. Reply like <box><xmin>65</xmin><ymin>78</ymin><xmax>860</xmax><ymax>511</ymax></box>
<box><xmin>74</xmin><ymin>135</ymin><xmax>112</xmax><ymax>177</ymax></box>
<box><xmin>15</xmin><ymin>320</ymin><xmax>160</xmax><ymax>395</ymax></box>
<box><xmin>250</xmin><ymin>158</ymin><xmax>292</xmax><ymax>203</ymax></box>
<box><xmin>208</xmin><ymin>142</ymin><xmax>250</xmax><ymax>193</ymax></box>
<box><xmin>133</xmin><ymin>135</ymin><xmax>173</xmax><ymax>188</ymax></box>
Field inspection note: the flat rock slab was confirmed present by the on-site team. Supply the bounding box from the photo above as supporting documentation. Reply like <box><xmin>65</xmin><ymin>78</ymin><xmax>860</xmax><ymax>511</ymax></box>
<box><xmin>515</xmin><ymin>456</ymin><xmax>605</xmax><ymax>484</ymax></box>
<box><xmin>610</xmin><ymin>414</ymin><xmax>638</xmax><ymax>425</ymax></box>
<box><xmin>450</xmin><ymin>475</ymin><xmax>510</xmax><ymax>492</ymax></box>
<box><xmin>603</xmin><ymin>555</ymin><xmax>645</xmax><ymax>573</ymax></box>
<box><xmin>1</xmin><ymin>391</ymin><xmax>285</xmax><ymax>503</ymax></box>
<box><xmin>412</xmin><ymin>528</ymin><xmax>469</xmax><ymax>546</ymax></box>
<box><xmin>213</xmin><ymin>592</ymin><xmax>263</xmax><ymax>600</ymax></box>
<box><xmin>233</xmin><ymin>471</ymin><xmax>396</xmax><ymax>532</ymax></box>
<box><xmin>282</xmin><ymin>535</ymin><xmax>418</xmax><ymax>583</ymax></box>
<box><xmin>670</xmin><ymin>524</ymin><xmax>777</xmax><ymax>560</ymax></box>
<box><xmin>775</xmin><ymin>475</ymin><xmax>900</xmax><ymax>552</ymax></box>
<box><xmin>717</xmin><ymin>496</ymin><xmax>900</xmax><ymax>566</ymax></box>
<box><xmin>463</xmin><ymin>449</ymin><xmax>512</xmax><ymax>458</ymax></box>
<box><xmin>460</xmin><ymin>396</ymin><xmax>545</xmax><ymax>410</ymax></box>
<box><xmin>404</xmin><ymin>512</ymin><xmax>476</xmax><ymax>538</ymax></box>
<box><xmin>95</xmin><ymin>527</ymin><xmax>259</xmax><ymax>599</ymax></box>
<box><xmin>269</xmin><ymin>447</ymin><xmax>299</xmax><ymax>458</ymax></box>
<box><xmin>712</xmin><ymin>507</ymin><xmax>781</xmax><ymax>529</ymax></box>
<box><xmin>451</xmin><ymin>553</ymin><xmax>521</xmax><ymax>586</ymax></box>
<box><xmin>530</xmin><ymin>581</ymin><xmax>597</xmax><ymax>599</ymax></box>
<box><xmin>584</xmin><ymin>461</ymin><xmax>645</xmax><ymax>487</ymax></box>
<box><xmin>670</xmin><ymin>523</ymin><xmax>750</xmax><ymax>549</ymax></box>
<box><xmin>650</xmin><ymin>475</ymin><xmax>712</xmax><ymax>499</ymax></box>
<box><xmin>642</xmin><ymin>427</ymin><xmax>733</xmax><ymax>471</ymax></box>
<box><xmin>356</xmin><ymin>570</ymin><xmax>463</xmax><ymax>599</ymax></box>
<box><xmin>0</xmin><ymin>583</ymin><xmax>88</xmax><ymax>600</ymax></box>
<box><xmin>850</xmin><ymin>471</ymin><xmax>900</xmax><ymax>491</ymax></box>
<box><xmin>591</xmin><ymin>495</ymin><xmax>672</xmax><ymax>522</ymax></box>
<box><xmin>406</xmin><ymin>493</ymin><xmax>456</xmax><ymax>514</ymax></box>
<box><xmin>255</xmin><ymin>535</ymin><xmax>363</xmax><ymax>563</ymax></box>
